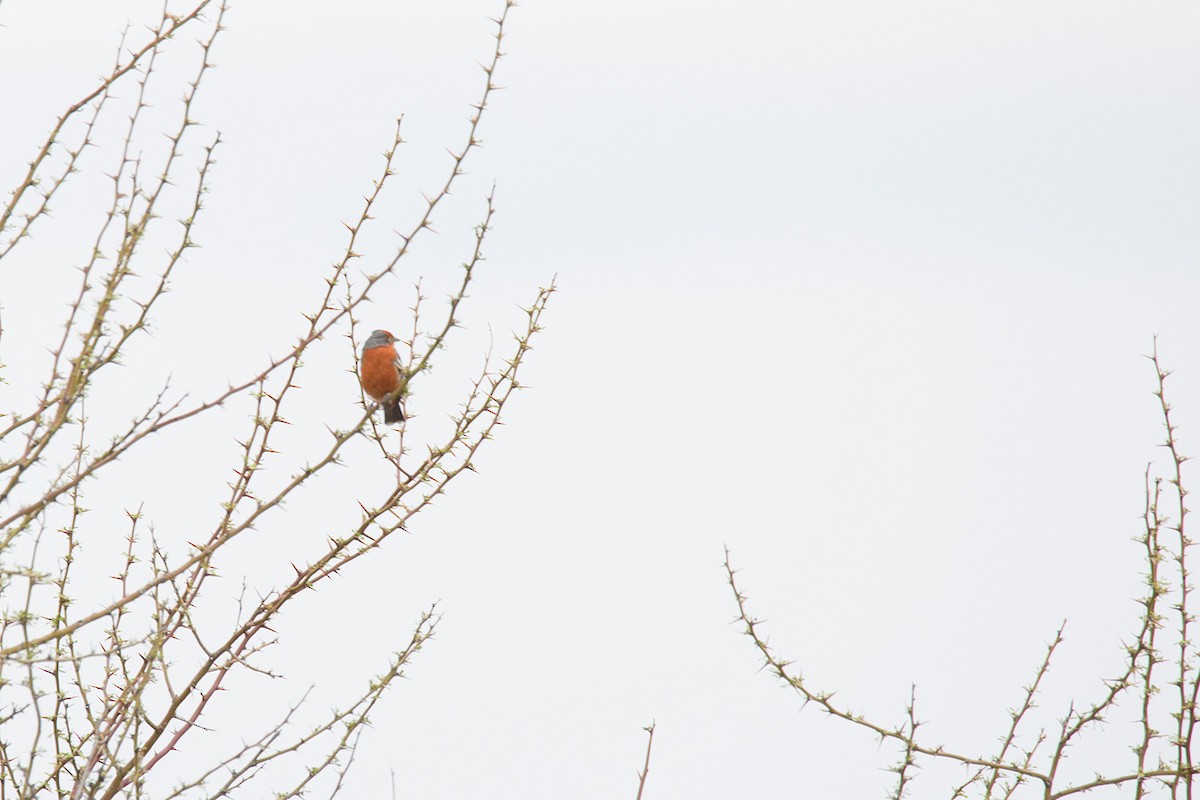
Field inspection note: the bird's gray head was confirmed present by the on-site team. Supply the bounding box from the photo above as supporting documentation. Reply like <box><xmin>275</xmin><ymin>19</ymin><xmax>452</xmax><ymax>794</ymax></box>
<box><xmin>363</xmin><ymin>330</ymin><xmax>397</xmax><ymax>352</ymax></box>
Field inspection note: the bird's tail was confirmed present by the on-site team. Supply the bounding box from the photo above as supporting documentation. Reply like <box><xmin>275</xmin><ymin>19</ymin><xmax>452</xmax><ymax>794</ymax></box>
<box><xmin>384</xmin><ymin>399</ymin><xmax>405</xmax><ymax>424</ymax></box>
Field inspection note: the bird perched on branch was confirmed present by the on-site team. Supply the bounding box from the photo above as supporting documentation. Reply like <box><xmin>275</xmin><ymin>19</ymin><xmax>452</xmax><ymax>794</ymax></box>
<box><xmin>360</xmin><ymin>329</ymin><xmax>405</xmax><ymax>423</ymax></box>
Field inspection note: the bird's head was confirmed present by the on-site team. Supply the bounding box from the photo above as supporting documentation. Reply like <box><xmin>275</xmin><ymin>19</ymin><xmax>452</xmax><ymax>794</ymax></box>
<box><xmin>363</xmin><ymin>329</ymin><xmax>398</xmax><ymax>352</ymax></box>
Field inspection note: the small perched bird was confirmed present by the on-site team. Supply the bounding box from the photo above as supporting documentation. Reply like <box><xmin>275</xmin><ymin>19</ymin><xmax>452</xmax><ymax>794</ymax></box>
<box><xmin>359</xmin><ymin>329</ymin><xmax>405</xmax><ymax>423</ymax></box>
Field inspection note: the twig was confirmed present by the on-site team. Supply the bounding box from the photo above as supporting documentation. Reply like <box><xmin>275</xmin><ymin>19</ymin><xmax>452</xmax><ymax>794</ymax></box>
<box><xmin>635</xmin><ymin>722</ymin><xmax>656</xmax><ymax>800</ymax></box>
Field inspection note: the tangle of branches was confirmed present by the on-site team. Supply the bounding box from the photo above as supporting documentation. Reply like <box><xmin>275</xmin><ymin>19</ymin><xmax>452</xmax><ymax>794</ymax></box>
<box><xmin>727</xmin><ymin>342</ymin><xmax>1197</xmax><ymax>799</ymax></box>
<box><xmin>0</xmin><ymin>2</ymin><xmax>550</xmax><ymax>797</ymax></box>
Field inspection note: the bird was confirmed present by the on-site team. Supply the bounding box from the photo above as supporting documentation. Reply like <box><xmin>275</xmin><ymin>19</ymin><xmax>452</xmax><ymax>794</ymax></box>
<box><xmin>359</xmin><ymin>329</ymin><xmax>405</xmax><ymax>423</ymax></box>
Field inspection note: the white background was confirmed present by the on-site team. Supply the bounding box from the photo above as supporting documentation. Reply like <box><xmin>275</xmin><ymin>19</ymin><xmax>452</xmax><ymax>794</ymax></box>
<box><xmin>3</xmin><ymin>1</ymin><xmax>1200</xmax><ymax>796</ymax></box>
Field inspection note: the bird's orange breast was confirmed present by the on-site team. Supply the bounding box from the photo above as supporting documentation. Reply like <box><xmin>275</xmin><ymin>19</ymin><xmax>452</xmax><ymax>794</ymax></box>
<box><xmin>360</xmin><ymin>345</ymin><xmax>401</xmax><ymax>401</ymax></box>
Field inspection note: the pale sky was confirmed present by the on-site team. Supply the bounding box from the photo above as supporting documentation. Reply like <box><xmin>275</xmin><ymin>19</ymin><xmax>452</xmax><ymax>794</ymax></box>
<box><xmin>3</xmin><ymin>1</ymin><xmax>1200</xmax><ymax>797</ymax></box>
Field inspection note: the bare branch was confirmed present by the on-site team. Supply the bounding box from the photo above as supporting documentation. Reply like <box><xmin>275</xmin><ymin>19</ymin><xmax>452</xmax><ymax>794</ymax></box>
<box><xmin>635</xmin><ymin>721</ymin><xmax>656</xmax><ymax>800</ymax></box>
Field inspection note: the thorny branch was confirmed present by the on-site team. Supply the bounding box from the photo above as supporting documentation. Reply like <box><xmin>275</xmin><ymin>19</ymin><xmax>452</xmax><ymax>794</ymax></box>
<box><xmin>724</xmin><ymin>343</ymin><xmax>1200</xmax><ymax>798</ymax></box>
<box><xmin>0</xmin><ymin>2</ymin><xmax>542</xmax><ymax>798</ymax></box>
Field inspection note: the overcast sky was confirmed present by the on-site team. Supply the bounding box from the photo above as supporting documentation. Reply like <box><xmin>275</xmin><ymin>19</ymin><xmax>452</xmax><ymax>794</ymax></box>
<box><xmin>4</xmin><ymin>1</ymin><xmax>1200</xmax><ymax>797</ymax></box>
